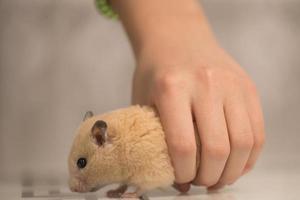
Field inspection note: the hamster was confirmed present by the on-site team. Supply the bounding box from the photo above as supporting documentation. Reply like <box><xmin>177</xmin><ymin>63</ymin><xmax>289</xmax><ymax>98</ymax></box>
<box><xmin>68</xmin><ymin>105</ymin><xmax>199</xmax><ymax>198</ymax></box>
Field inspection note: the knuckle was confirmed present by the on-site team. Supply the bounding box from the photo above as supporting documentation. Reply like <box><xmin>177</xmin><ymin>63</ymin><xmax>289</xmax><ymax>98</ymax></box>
<box><xmin>203</xmin><ymin>143</ymin><xmax>230</xmax><ymax>160</ymax></box>
<box><xmin>194</xmin><ymin>66</ymin><xmax>213</xmax><ymax>81</ymax></box>
<box><xmin>222</xmin><ymin>69</ymin><xmax>253</xmax><ymax>91</ymax></box>
<box><xmin>154</xmin><ymin>70</ymin><xmax>185</xmax><ymax>95</ymax></box>
<box><xmin>219</xmin><ymin>67</ymin><xmax>239</xmax><ymax>82</ymax></box>
<box><xmin>194</xmin><ymin>67</ymin><xmax>216</xmax><ymax>90</ymax></box>
<box><xmin>231</xmin><ymin>133</ymin><xmax>254</xmax><ymax>151</ymax></box>
<box><xmin>170</xmin><ymin>140</ymin><xmax>197</xmax><ymax>156</ymax></box>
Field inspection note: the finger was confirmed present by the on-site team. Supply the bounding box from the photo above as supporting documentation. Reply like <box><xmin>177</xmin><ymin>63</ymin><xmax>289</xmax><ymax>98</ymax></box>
<box><xmin>155</xmin><ymin>94</ymin><xmax>197</xmax><ymax>183</ymax></box>
<box><xmin>214</xmin><ymin>97</ymin><xmax>253</xmax><ymax>187</ymax></box>
<box><xmin>243</xmin><ymin>87</ymin><xmax>265</xmax><ymax>174</ymax></box>
<box><xmin>192</xmin><ymin>96</ymin><xmax>230</xmax><ymax>187</ymax></box>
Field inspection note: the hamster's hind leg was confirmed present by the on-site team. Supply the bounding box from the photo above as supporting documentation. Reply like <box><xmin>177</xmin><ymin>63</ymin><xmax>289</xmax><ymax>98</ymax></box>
<box><xmin>106</xmin><ymin>184</ymin><xmax>128</xmax><ymax>198</ymax></box>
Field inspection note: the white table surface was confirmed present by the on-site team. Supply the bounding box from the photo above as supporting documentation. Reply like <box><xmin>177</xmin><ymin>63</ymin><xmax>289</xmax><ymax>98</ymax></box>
<box><xmin>1</xmin><ymin>166</ymin><xmax>299</xmax><ymax>200</ymax></box>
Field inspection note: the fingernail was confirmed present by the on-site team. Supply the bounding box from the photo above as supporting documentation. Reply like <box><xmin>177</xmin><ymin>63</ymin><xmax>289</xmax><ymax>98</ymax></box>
<box><xmin>173</xmin><ymin>183</ymin><xmax>190</xmax><ymax>193</ymax></box>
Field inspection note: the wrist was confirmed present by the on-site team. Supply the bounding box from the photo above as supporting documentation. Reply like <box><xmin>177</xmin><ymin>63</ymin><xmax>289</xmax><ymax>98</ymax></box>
<box><xmin>111</xmin><ymin>0</ymin><xmax>217</xmax><ymax>56</ymax></box>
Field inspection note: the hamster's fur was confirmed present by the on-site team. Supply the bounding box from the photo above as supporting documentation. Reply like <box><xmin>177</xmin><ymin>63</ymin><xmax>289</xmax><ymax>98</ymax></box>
<box><xmin>68</xmin><ymin>105</ymin><xmax>175</xmax><ymax>197</ymax></box>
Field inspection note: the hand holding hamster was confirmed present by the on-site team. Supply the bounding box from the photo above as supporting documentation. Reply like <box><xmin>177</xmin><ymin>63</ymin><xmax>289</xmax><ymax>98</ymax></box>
<box><xmin>68</xmin><ymin>106</ymin><xmax>200</xmax><ymax>198</ymax></box>
<box><xmin>112</xmin><ymin>0</ymin><xmax>265</xmax><ymax>191</ymax></box>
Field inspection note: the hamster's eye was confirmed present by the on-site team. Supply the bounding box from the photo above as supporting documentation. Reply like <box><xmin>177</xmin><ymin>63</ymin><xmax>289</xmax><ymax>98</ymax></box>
<box><xmin>77</xmin><ymin>158</ymin><xmax>87</xmax><ymax>169</ymax></box>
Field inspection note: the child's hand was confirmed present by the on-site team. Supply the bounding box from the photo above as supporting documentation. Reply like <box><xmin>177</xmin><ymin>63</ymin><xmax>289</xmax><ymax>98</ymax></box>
<box><xmin>112</xmin><ymin>0</ymin><xmax>265</xmax><ymax>191</ymax></box>
<box><xmin>132</xmin><ymin>39</ymin><xmax>265</xmax><ymax>190</ymax></box>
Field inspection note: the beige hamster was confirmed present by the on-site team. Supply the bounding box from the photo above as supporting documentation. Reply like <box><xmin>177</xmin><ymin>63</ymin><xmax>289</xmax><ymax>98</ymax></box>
<box><xmin>68</xmin><ymin>105</ymin><xmax>181</xmax><ymax>198</ymax></box>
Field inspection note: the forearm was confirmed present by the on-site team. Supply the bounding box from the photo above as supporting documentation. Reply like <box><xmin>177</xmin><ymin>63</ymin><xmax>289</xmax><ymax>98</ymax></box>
<box><xmin>111</xmin><ymin>0</ymin><xmax>217</xmax><ymax>57</ymax></box>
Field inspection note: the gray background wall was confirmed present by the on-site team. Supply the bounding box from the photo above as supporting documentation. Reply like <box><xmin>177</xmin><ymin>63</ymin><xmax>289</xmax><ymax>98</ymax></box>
<box><xmin>0</xmin><ymin>0</ymin><xmax>299</xmax><ymax>182</ymax></box>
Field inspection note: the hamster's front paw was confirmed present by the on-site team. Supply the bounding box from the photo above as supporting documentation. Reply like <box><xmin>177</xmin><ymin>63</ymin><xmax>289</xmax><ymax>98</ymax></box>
<box><xmin>107</xmin><ymin>190</ymin><xmax>121</xmax><ymax>198</ymax></box>
<box><xmin>106</xmin><ymin>184</ymin><xmax>128</xmax><ymax>198</ymax></box>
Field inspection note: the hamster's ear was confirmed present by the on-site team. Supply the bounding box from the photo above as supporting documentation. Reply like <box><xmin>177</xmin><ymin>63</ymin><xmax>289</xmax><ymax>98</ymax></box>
<box><xmin>83</xmin><ymin>111</ymin><xmax>94</xmax><ymax>121</ymax></box>
<box><xmin>91</xmin><ymin>120</ymin><xmax>107</xmax><ymax>146</ymax></box>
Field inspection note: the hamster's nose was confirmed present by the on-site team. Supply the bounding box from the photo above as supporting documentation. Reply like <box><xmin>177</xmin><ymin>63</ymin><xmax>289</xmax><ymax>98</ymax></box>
<box><xmin>69</xmin><ymin>177</ymin><xmax>81</xmax><ymax>192</ymax></box>
<box><xmin>69</xmin><ymin>177</ymin><xmax>89</xmax><ymax>193</ymax></box>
